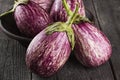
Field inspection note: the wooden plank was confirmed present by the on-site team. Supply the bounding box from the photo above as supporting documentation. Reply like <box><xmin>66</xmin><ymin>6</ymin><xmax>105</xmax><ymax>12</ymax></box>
<box><xmin>0</xmin><ymin>39</ymin><xmax>31</xmax><ymax>80</ymax></box>
<box><xmin>92</xmin><ymin>0</ymin><xmax>120</xmax><ymax>80</ymax></box>
<box><xmin>32</xmin><ymin>73</ymin><xmax>58</xmax><ymax>80</ymax></box>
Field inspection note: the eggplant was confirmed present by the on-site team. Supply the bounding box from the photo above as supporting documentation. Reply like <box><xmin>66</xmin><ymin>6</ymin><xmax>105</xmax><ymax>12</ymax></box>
<box><xmin>26</xmin><ymin>30</ymin><xmax>71</xmax><ymax>77</ymax></box>
<box><xmin>50</xmin><ymin>0</ymin><xmax>85</xmax><ymax>22</ymax></box>
<box><xmin>30</xmin><ymin>0</ymin><xmax>55</xmax><ymax>12</ymax></box>
<box><xmin>14</xmin><ymin>1</ymin><xmax>52</xmax><ymax>38</ymax></box>
<box><xmin>72</xmin><ymin>23</ymin><xmax>112</xmax><ymax>67</ymax></box>
<box><xmin>25</xmin><ymin>5</ymin><xmax>79</xmax><ymax>77</ymax></box>
<box><xmin>0</xmin><ymin>0</ymin><xmax>52</xmax><ymax>38</ymax></box>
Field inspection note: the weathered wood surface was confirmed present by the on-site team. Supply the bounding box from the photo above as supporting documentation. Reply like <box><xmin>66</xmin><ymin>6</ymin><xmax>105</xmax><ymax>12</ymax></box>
<box><xmin>0</xmin><ymin>0</ymin><xmax>120</xmax><ymax>80</ymax></box>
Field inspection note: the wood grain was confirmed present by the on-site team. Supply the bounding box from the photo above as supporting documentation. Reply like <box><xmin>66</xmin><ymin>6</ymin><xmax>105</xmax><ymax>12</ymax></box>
<box><xmin>0</xmin><ymin>39</ymin><xmax>31</xmax><ymax>80</ymax></box>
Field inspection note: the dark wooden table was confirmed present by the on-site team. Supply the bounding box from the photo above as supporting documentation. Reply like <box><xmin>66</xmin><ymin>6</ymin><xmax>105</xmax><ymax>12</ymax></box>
<box><xmin>0</xmin><ymin>0</ymin><xmax>120</xmax><ymax>80</ymax></box>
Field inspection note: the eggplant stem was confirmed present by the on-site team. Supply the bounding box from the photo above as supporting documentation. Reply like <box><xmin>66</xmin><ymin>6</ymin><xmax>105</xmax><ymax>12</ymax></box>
<box><xmin>62</xmin><ymin>0</ymin><xmax>72</xmax><ymax>16</ymax></box>
<box><xmin>62</xmin><ymin>0</ymin><xmax>91</xmax><ymax>24</ymax></box>
<box><xmin>0</xmin><ymin>1</ymin><xmax>17</xmax><ymax>18</ymax></box>
<box><xmin>0</xmin><ymin>0</ymin><xmax>29</xmax><ymax>18</ymax></box>
<box><xmin>17</xmin><ymin>0</ymin><xmax>29</xmax><ymax>3</ymax></box>
<box><xmin>66</xmin><ymin>4</ymin><xmax>79</xmax><ymax>26</ymax></box>
<box><xmin>0</xmin><ymin>0</ymin><xmax>17</xmax><ymax>18</ymax></box>
<box><xmin>0</xmin><ymin>9</ymin><xmax>14</xmax><ymax>18</ymax></box>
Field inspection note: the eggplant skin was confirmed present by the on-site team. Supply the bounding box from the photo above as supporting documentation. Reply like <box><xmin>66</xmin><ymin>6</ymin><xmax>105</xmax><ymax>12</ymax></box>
<box><xmin>50</xmin><ymin>0</ymin><xmax>85</xmax><ymax>22</ymax></box>
<box><xmin>26</xmin><ymin>30</ymin><xmax>71</xmax><ymax>77</ymax></box>
<box><xmin>14</xmin><ymin>1</ymin><xmax>52</xmax><ymax>38</ymax></box>
<box><xmin>72</xmin><ymin>23</ymin><xmax>112</xmax><ymax>67</ymax></box>
<box><xmin>30</xmin><ymin>0</ymin><xmax>55</xmax><ymax>12</ymax></box>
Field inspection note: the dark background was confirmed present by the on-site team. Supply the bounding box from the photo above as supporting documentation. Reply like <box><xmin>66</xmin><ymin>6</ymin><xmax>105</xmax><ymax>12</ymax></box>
<box><xmin>0</xmin><ymin>0</ymin><xmax>120</xmax><ymax>80</ymax></box>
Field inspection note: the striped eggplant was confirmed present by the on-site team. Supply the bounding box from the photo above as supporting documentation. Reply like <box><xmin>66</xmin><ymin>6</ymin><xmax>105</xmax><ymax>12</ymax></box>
<box><xmin>30</xmin><ymin>0</ymin><xmax>55</xmax><ymax>12</ymax></box>
<box><xmin>72</xmin><ymin>22</ymin><xmax>112</xmax><ymax>67</ymax></box>
<box><xmin>50</xmin><ymin>0</ymin><xmax>85</xmax><ymax>22</ymax></box>
<box><xmin>26</xmin><ymin>30</ymin><xmax>71</xmax><ymax>77</ymax></box>
<box><xmin>14</xmin><ymin>1</ymin><xmax>52</xmax><ymax>38</ymax></box>
<box><xmin>26</xmin><ymin>5</ymin><xmax>78</xmax><ymax>77</ymax></box>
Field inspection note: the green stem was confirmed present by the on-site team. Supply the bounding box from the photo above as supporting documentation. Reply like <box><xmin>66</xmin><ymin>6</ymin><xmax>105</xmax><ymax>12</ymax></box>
<box><xmin>66</xmin><ymin>4</ymin><xmax>79</xmax><ymax>26</ymax></box>
<box><xmin>45</xmin><ymin>4</ymin><xmax>79</xmax><ymax>50</ymax></box>
<box><xmin>17</xmin><ymin>0</ymin><xmax>29</xmax><ymax>4</ymax></box>
<box><xmin>0</xmin><ymin>1</ymin><xmax>17</xmax><ymax>18</ymax></box>
<box><xmin>62</xmin><ymin>0</ymin><xmax>72</xmax><ymax>16</ymax></box>
<box><xmin>0</xmin><ymin>0</ymin><xmax>29</xmax><ymax>18</ymax></box>
<box><xmin>62</xmin><ymin>0</ymin><xmax>91</xmax><ymax>24</ymax></box>
<box><xmin>0</xmin><ymin>9</ymin><xmax>14</xmax><ymax>18</ymax></box>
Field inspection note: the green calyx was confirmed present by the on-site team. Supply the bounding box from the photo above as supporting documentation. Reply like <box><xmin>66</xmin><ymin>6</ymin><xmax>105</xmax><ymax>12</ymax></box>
<box><xmin>45</xmin><ymin>22</ymin><xmax>75</xmax><ymax>50</ymax></box>
<box><xmin>45</xmin><ymin>4</ymin><xmax>79</xmax><ymax>50</ymax></box>
<box><xmin>74</xmin><ymin>14</ymin><xmax>91</xmax><ymax>23</ymax></box>
<box><xmin>15</xmin><ymin>0</ymin><xmax>29</xmax><ymax>4</ymax></box>
<box><xmin>62</xmin><ymin>0</ymin><xmax>91</xmax><ymax>23</ymax></box>
<box><xmin>0</xmin><ymin>0</ymin><xmax>29</xmax><ymax>18</ymax></box>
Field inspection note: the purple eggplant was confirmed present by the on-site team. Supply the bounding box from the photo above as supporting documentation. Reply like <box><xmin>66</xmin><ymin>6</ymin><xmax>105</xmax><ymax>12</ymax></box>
<box><xmin>30</xmin><ymin>0</ymin><xmax>54</xmax><ymax>12</ymax></box>
<box><xmin>26</xmin><ymin>5</ymin><xmax>79</xmax><ymax>77</ymax></box>
<box><xmin>50</xmin><ymin>0</ymin><xmax>85</xmax><ymax>22</ymax></box>
<box><xmin>26</xmin><ymin>30</ymin><xmax>71</xmax><ymax>77</ymax></box>
<box><xmin>14</xmin><ymin>1</ymin><xmax>52</xmax><ymax>38</ymax></box>
<box><xmin>72</xmin><ymin>23</ymin><xmax>112</xmax><ymax>67</ymax></box>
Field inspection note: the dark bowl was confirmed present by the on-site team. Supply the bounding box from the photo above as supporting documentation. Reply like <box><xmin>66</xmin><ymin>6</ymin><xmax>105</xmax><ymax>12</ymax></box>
<box><xmin>0</xmin><ymin>13</ymin><xmax>32</xmax><ymax>47</ymax></box>
<box><xmin>0</xmin><ymin>10</ymin><xmax>94</xmax><ymax>47</ymax></box>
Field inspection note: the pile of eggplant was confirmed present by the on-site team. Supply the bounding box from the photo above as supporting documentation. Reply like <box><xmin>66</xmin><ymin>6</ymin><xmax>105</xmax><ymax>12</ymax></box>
<box><xmin>0</xmin><ymin>0</ymin><xmax>112</xmax><ymax>77</ymax></box>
